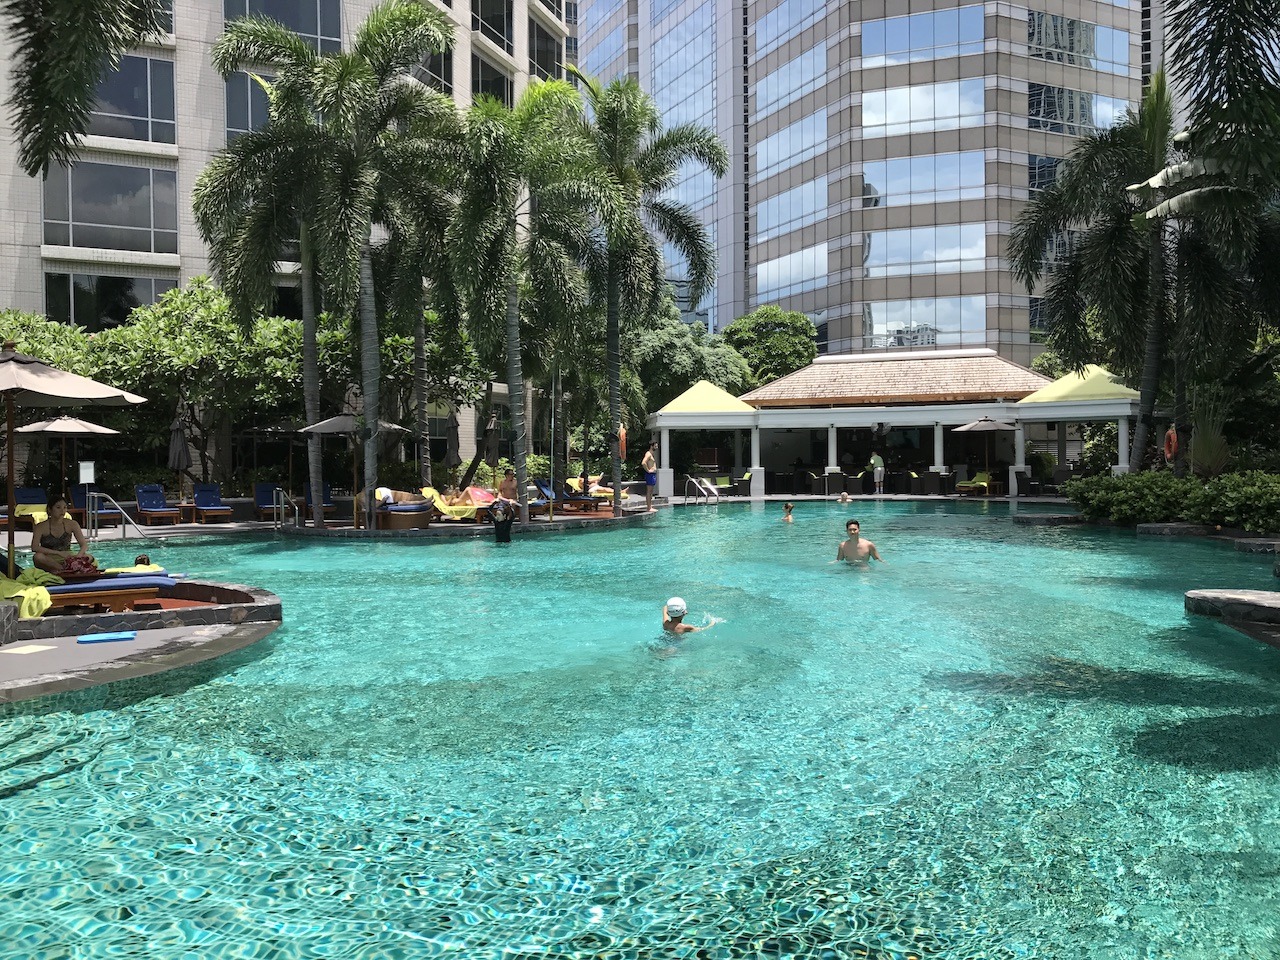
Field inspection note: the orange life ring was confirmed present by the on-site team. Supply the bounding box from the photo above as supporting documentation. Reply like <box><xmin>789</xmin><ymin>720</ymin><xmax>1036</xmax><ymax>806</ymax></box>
<box><xmin>618</xmin><ymin>425</ymin><xmax>627</xmax><ymax>460</ymax></box>
<box><xmin>1163</xmin><ymin>428</ymin><xmax>1178</xmax><ymax>461</ymax></box>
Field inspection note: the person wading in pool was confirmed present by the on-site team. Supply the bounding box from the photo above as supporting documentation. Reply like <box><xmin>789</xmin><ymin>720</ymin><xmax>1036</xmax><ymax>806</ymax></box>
<box><xmin>782</xmin><ymin>502</ymin><xmax>794</xmax><ymax>523</ymax></box>
<box><xmin>836</xmin><ymin>518</ymin><xmax>883</xmax><ymax>565</ymax></box>
<box><xmin>663</xmin><ymin>597</ymin><xmax>713</xmax><ymax>634</ymax></box>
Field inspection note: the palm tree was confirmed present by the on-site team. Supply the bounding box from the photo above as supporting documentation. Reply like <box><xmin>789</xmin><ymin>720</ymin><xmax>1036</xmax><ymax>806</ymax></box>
<box><xmin>3</xmin><ymin>0</ymin><xmax>169</xmax><ymax>176</ymax></box>
<box><xmin>208</xmin><ymin>0</ymin><xmax>456</xmax><ymax>521</ymax></box>
<box><xmin>449</xmin><ymin>81</ymin><xmax>608</xmax><ymax>523</ymax></box>
<box><xmin>575</xmin><ymin>72</ymin><xmax>729</xmax><ymax>516</ymax></box>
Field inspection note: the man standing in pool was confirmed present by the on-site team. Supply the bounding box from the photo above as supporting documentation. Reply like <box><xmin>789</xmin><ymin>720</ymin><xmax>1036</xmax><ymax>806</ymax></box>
<box><xmin>836</xmin><ymin>519</ymin><xmax>884</xmax><ymax>565</ymax></box>
<box><xmin>642</xmin><ymin>441</ymin><xmax>659</xmax><ymax>513</ymax></box>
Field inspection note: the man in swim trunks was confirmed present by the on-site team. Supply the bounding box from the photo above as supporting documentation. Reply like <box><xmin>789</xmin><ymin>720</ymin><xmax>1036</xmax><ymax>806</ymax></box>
<box><xmin>837</xmin><ymin>519</ymin><xmax>883</xmax><ymax>564</ymax></box>
<box><xmin>663</xmin><ymin>597</ymin><xmax>711</xmax><ymax>634</ymax></box>
<box><xmin>642</xmin><ymin>441</ymin><xmax>659</xmax><ymax>513</ymax></box>
<box><xmin>498</xmin><ymin>469</ymin><xmax>518</xmax><ymax>501</ymax></box>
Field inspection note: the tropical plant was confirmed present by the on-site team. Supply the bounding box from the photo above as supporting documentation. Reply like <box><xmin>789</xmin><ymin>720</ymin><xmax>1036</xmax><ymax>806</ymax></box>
<box><xmin>450</xmin><ymin>80</ymin><xmax>606</xmax><ymax>522</ymax></box>
<box><xmin>722</xmin><ymin>305</ymin><xmax>817</xmax><ymax>385</ymax></box>
<box><xmin>575</xmin><ymin>71</ymin><xmax>729</xmax><ymax>515</ymax></box>
<box><xmin>1188</xmin><ymin>387</ymin><xmax>1232</xmax><ymax>477</ymax></box>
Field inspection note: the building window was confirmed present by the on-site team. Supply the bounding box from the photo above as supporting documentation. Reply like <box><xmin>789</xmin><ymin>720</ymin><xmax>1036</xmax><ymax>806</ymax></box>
<box><xmin>755</xmin><ymin>0</ymin><xmax>825</xmax><ymax>58</ymax></box>
<box><xmin>223</xmin><ymin>0</ymin><xmax>341</xmax><ymax>52</ymax></box>
<box><xmin>157</xmin><ymin>0</ymin><xmax>174</xmax><ymax>34</ymax></box>
<box><xmin>754</xmin><ymin>178</ymin><xmax>827</xmax><ymax>243</ymax></box>
<box><xmin>44</xmin><ymin>162</ymin><xmax>178</xmax><ymax>254</ymax></box>
<box><xmin>225</xmin><ymin>70</ymin><xmax>275</xmax><ymax>141</ymax></box>
<box><xmin>860</xmin><ymin>297</ymin><xmax>986</xmax><ymax>349</ymax></box>
<box><xmin>89</xmin><ymin>56</ymin><xmax>175</xmax><ymax>144</ymax></box>
<box><xmin>1029</xmin><ymin>296</ymin><xmax>1047</xmax><ymax>342</ymax></box>
<box><xmin>582</xmin><ymin>23</ymin><xmax>624</xmax><ymax>77</ymax></box>
<box><xmin>754</xmin><ymin>43</ymin><xmax>825</xmax><ymax>122</ymax></box>
<box><xmin>529</xmin><ymin>18</ymin><xmax>562</xmax><ymax>80</ymax></box>
<box><xmin>1028</xmin><ymin>84</ymin><xmax>1130</xmax><ymax>134</ymax></box>
<box><xmin>756</xmin><ymin>242</ymin><xmax>827</xmax><ymax>301</ymax></box>
<box><xmin>754</xmin><ymin>109</ymin><xmax>826</xmax><ymax>182</ymax></box>
<box><xmin>565</xmin><ymin>36</ymin><xmax>578</xmax><ymax>60</ymax></box>
<box><xmin>414</xmin><ymin>50</ymin><xmax>453</xmax><ymax>95</ymax></box>
<box><xmin>1028</xmin><ymin>155</ymin><xmax>1062</xmax><ymax>193</ymax></box>
<box><xmin>862</xmin><ymin>151</ymin><xmax>984</xmax><ymax>207</ymax></box>
<box><xmin>538</xmin><ymin>0</ymin><xmax>562</xmax><ymax>18</ymax></box>
<box><xmin>1041</xmin><ymin>229</ymin><xmax>1081</xmax><ymax>268</ymax></box>
<box><xmin>564</xmin><ymin>1</ymin><xmax>577</xmax><ymax>25</ymax></box>
<box><xmin>653</xmin><ymin>3</ymin><xmax>714</xmax><ymax>128</ymax></box>
<box><xmin>44</xmin><ymin>273</ymin><xmax>177</xmax><ymax>331</ymax></box>
<box><xmin>1028</xmin><ymin>13</ymin><xmax>1130</xmax><ymax>76</ymax></box>
<box><xmin>472</xmin><ymin>54</ymin><xmax>512</xmax><ymax>107</ymax></box>
<box><xmin>472</xmin><ymin>0</ymin><xmax>514</xmax><ymax>54</ymax></box>
<box><xmin>861</xmin><ymin>7</ymin><xmax>985</xmax><ymax>68</ymax></box>
<box><xmin>862</xmin><ymin>225</ymin><xmax>986</xmax><ymax>278</ymax></box>
<box><xmin>862</xmin><ymin>79</ymin><xmax>985</xmax><ymax>138</ymax></box>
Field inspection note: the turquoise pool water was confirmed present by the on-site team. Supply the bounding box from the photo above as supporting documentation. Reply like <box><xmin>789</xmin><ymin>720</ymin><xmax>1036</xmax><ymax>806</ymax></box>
<box><xmin>3</xmin><ymin>502</ymin><xmax>1280</xmax><ymax>958</ymax></box>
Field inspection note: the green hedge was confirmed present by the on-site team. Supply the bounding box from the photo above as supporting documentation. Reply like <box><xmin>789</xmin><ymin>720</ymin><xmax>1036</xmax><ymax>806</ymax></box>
<box><xmin>1062</xmin><ymin>471</ymin><xmax>1280</xmax><ymax>533</ymax></box>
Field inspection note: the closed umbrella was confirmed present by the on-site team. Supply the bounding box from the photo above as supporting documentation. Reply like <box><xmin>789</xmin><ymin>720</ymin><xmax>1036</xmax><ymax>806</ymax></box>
<box><xmin>951</xmin><ymin>416</ymin><xmax>1017</xmax><ymax>476</ymax></box>
<box><xmin>301</xmin><ymin>415</ymin><xmax>406</xmax><ymax>528</ymax></box>
<box><xmin>0</xmin><ymin>340</ymin><xmax>146</xmax><ymax>576</ymax></box>
<box><xmin>168</xmin><ymin>418</ymin><xmax>193</xmax><ymax>501</ymax></box>
<box><xmin>444</xmin><ymin>410</ymin><xmax>462</xmax><ymax>469</ymax></box>
<box><xmin>16</xmin><ymin>415</ymin><xmax>120</xmax><ymax>495</ymax></box>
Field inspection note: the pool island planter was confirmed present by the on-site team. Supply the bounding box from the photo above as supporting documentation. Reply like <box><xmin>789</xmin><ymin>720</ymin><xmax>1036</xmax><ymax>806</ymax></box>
<box><xmin>278</xmin><ymin>508</ymin><xmax>658</xmax><ymax>539</ymax></box>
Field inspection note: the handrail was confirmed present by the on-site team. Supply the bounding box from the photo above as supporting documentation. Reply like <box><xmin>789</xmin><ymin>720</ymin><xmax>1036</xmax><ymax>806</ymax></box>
<box><xmin>86</xmin><ymin>491</ymin><xmax>149</xmax><ymax>542</ymax></box>
<box><xmin>273</xmin><ymin>487</ymin><xmax>301</xmax><ymax>530</ymax></box>
<box><xmin>683</xmin><ymin>475</ymin><xmax>720</xmax><ymax>504</ymax></box>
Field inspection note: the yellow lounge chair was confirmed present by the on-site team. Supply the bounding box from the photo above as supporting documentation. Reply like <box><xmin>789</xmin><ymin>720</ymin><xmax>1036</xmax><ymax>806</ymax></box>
<box><xmin>955</xmin><ymin>471</ymin><xmax>991</xmax><ymax>495</ymax></box>
<box><xmin>422</xmin><ymin>487</ymin><xmax>487</xmax><ymax>521</ymax></box>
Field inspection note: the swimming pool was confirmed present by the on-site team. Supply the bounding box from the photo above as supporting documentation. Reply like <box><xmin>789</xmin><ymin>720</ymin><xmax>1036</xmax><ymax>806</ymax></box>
<box><xmin>3</xmin><ymin>501</ymin><xmax>1280</xmax><ymax>958</ymax></box>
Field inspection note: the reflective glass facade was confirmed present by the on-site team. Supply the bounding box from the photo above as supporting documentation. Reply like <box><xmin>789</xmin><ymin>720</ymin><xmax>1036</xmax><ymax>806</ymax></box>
<box><xmin>1028</xmin><ymin>12</ymin><xmax>1130</xmax><ymax>75</ymax></box>
<box><xmin>757</xmin><ymin>243</ymin><xmax>827</xmax><ymax>301</ymax></box>
<box><xmin>44</xmin><ymin>273</ymin><xmax>177</xmax><ymax>331</ymax></box>
<box><xmin>223</xmin><ymin>0</ymin><xmax>341</xmax><ymax>52</ymax></box>
<box><xmin>755</xmin><ymin>178</ymin><xmax>826</xmax><ymax>243</ymax></box>
<box><xmin>858</xmin><ymin>297</ymin><xmax>988</xmax><ymax>350</ymax></box>
<box><xmin>1028</xmin><ymin>84</ymin><xmax>1130</xmax><ymax>134</ymax></box>
<box><xmin>90</xmin><ymin>56</ymin><xmax>175</xmax><ymax>144</ymax></box>
<box><xmin>862</xmin><ymin>226</ymin><xmax>986</xmax><ymax>278</ymax></box>
<box><xmin>1028</xmin><ymin>154</ymin><xmax>1063</xmax><ymax>192</ymax></box>
<box><xmin>755</xmin><ymin>0</ymin><xmax>825</xmax><ymax>57</ymax></box>
<box><xmin>861</xmin><ymin>7</ymin><xmax>984</xmax><ymax>68</ymax></box>
<box><xmin>862</xmin><ymin>80</ymin><xmax>986</xmax><ymax>138</ymax></box>
<box><xmin>472</xmin><ymin>54</ymin><xmax>513</xmax><ymax>106</ymax></box>
<box><xmin>754</xmin><ymin>44</ymin><xmax>825</xmax><ymax>120</ymax></box>
<box><xmin>862</xmin><ymin>152</ymin><xmax>984</xmax><ymax>207</ymax></box>
<box><xmin>43</xmin><ymin>162</ymin><xmax>178</xmax><ymax>254</ymax></box>
<box><xmin>755</xmin><ymin>110</ymin><xmax>826</xmax><ymax>182</ymax></box>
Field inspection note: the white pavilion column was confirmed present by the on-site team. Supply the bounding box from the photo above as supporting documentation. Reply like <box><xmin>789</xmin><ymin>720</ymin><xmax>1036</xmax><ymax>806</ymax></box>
<box><xmin>825</xmin><ymin>424</ymin><xmax>840</xmax><ymax>493</ymax></box>
<box><xmin>932</xmin><ymin>422</ymin><xmax>945</xmax><ymax>471</ymax></box>
<box><xmin>750</xmin><ymin>425</ymin><xmax>764</xmax><ymax>498</ymax></box>
<box><xmin>1114</xmin><ymin>417</ymin><xmax>1131</xmax><ymax>475</ymax></box>
<box><xmin>657</xmin><ymin>428</ymin><xmax>674</xmax><ymax>498</ymax></box>
<box><xmin>1009</xmin><ymin>421</ymin><xmax>1026</xmax><ymax>496</ymax></box>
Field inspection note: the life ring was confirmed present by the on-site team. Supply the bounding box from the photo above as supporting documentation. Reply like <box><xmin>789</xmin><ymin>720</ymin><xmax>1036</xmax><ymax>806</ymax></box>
<box><xmin>618</xmin><ymin>425</ymin><xmax>627</xmax><ymax>460</ymax></box>
<box><xmin>1163</xmin><ymin>428</ymin><xmax>1178</xmax><ymax>461</ymax></box>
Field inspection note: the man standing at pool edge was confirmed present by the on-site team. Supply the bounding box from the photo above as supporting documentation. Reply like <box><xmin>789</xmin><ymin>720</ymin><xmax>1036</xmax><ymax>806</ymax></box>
<box><xmin>837</xmin><ymin>519</ymin><xmax>884</xmax><ymax>565</ymax></box>
<box><xmin>869</xmin><ymin>451</ymin><xmax>885</xmax><ymax>495</ymax></box>
<box><xmin>642</xmin><ymin>441</ymin><xmax>659</xmax><ymax>513</ymax></box>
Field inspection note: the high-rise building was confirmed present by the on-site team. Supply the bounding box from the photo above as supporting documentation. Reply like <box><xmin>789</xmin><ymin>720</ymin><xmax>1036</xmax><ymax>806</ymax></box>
<box><xmin>577</xmin><ymin>0</ymin><xmax>1145</xmax><ymax>366</ymax></box>
<box><xmin>0</xmin><ymin>0</ymin><xmax>570</xmax><ymax>331</ymax></box>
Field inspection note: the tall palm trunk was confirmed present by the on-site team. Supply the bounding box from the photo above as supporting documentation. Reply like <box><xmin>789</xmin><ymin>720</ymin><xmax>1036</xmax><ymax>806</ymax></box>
<box><xmin>414</xmin><ymin>310</ymin><xmax>432</xmax><ymax>490</ymax></box>
<box><xmin>606</xmin><ymin>259</ymin><xmax>623</xmax><ymax>517</ymax></box>
<box><xmin>552</xmin><ymin>360</ymin><xmax>567</xmax><ymax>492</ymax></box>
<box><xmin>358</xmin><ymin>243</ymin><xmax>380</xmax><ymax>524</ymax></box>
<box><xmin>505</xmin><ymin>279</ymin><xmax>530</xmax><ymax>523</ymax></box>
<box><xmin>1130</xmin><ymin>226</ymin><xmax>1167</xmax><ymax>472</ymax></box>
<box><xmin>301</xmin><ymin>223</ymin><xmax>325</xmax><ymax>528</ymax></box>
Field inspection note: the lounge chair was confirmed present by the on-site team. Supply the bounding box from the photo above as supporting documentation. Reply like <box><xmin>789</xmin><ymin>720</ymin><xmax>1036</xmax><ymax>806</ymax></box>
<box><xmin>305</xmin><ymin>482</ymin><xmax>335</xmax><ymax>521</ymax></box>
<box><xmin>955</xmin><ymin>471</ymin><xmax>991</xmax><ymax>496</ymax></box>
<box><xmin>533</xmin><ymin>478</ymin><xmax>598</xmax><ymax>511</ymax></box>
<box><xmin>360</xmin><ymin>488</ymin><xmax>433</xmax><ymax>529</ymax></box>
<box><xmin>731</xmin><ymin>471</ymin><xmax>752</xmax><ymax>496</ymax></box>
<box><xmin>13</xmin><ymin>486</ymin><xmax>50</xmax><ymax>527</ymax></box>
<box><xmin>192</xmin><ymin>482</ymin><xmax>234</xmax><ymax>523</ymax></box>
<box><xmin>70</xmin><ymin>483</ymin><xmax>122</xmax><ymax>527</ymax></box>
<box><xmin>254</xmin><ymin>482</ymin><xmax>292</xmax><ymax>521</ymax></box>
<box><xmin>134</xmin><ymin>484</ymin><xmax>180</xmax><ymax>524</ymax></box>
<box><xmin>422</xmin><ymin>486</ymin><xmax>491</xmax><ymax>522</ymax></box>
<box><xmin>46</xmin><ymin>574</ymin><xmax>177</xmax><ymax>613</ymax></box>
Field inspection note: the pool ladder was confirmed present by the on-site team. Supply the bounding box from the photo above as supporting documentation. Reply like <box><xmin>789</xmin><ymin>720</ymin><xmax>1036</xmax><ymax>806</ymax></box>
<box><xmin>272</xmin><ymin>487</ymin><xmax>302</xmax><ymax>529</ymax></box>
<box><xmin>85</xmin><ymin>491</ymin><xmax>150</xmax><ymax>543</ymax></box>
<box><xmin>684</xmin><ymin>475</ymin><xmax>720</xmax><ymax>505</ymax></box>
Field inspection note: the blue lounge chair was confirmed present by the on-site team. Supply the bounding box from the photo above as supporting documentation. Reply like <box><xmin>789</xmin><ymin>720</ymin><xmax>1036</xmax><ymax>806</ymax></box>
<box><xmin>9</xmin><ymin>486</ymin><xmax>48</xmax><ymax>527</ymax></box>
<box><xmin>304</xmin><ymin>482</ymin><xmax>335</xmax><ymax>521</ymax></box>
<box><xmin>192</xmin><ymin>482</ymin><xmax>234</xmax><ymax>523</ymax></box>
<box><xmin>70</xmin><ymin>483</ymin><xmax>122</xmax><ymax>527</ymax></box>
<box><xmin>134</xmin><ymin>484</ymin><xmax>179</xmax><ymax>524</ymax></box>
<box><xmin>533</xmin><ymin>478</ymin><xmax>598</xmax><ymax>511</ymax></box>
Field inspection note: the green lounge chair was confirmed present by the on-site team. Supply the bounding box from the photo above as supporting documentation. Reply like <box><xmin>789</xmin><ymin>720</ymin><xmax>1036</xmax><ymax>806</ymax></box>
<box><xmin>955</xmin><ymin>472</ymin><xmax>991</xmax><ymax>496</ymax></box>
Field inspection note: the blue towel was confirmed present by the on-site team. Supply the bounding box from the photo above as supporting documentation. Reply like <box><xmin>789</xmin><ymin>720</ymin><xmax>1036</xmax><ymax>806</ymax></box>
<box><xmin>77</xmin><ymin>631</ymin><xmax>138</xmax><ymax>644</ymax></box>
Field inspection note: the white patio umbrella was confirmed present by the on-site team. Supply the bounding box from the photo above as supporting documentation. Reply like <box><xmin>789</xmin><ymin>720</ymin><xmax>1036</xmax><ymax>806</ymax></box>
<box><xmin>951</xmin><ymin>416</ymin><xmax>1017</xmax><ymax>476</ymax></box>
<box><xmin>0</xmin><ymin>341</ymin><xmax>146</xmax><ymax>576</ymax></box>
<box><xmin>16</xmin><ymin>415</ymin><xmax>120</xmax><ymax>494</ymax></box>
<box><xmin>300</xmin><ymin>415</ymin><xmax>406</xmax><ymax>528</ymax></box>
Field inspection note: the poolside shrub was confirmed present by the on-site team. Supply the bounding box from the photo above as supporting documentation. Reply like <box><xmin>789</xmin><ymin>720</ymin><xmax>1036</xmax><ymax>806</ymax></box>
<box><xmin>1061</xmin><ymin>472</ymin><xmax>1199</xmax><ymax>525</ymax></box>
<box><xmin>1184</xmin><ymin>472</ymin><xmax>1280</xmax><ymax>533</ymax></box>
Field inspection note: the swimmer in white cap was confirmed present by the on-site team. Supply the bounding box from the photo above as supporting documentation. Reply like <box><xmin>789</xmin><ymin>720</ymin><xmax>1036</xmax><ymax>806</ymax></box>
<box><xmin>663</xmin><ymin>597</ymin><xmax>714</xmax><ymax>635</ymax></box>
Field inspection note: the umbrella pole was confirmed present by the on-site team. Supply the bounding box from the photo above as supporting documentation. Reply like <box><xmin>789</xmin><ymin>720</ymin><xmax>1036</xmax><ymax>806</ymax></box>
<box><xmin>7</xmin><ymin>395</ymin><xmax>15</xmax><ymax>578</ymax></box>
<box><xmin>352</xmin><ymin>436</ymin><xmax>359</xmax><ymax>529</ymax></box>
<box><xmin>61</xmin><ymin>437</ymin><xmax>67</xmax><ymax>497</ymax></box>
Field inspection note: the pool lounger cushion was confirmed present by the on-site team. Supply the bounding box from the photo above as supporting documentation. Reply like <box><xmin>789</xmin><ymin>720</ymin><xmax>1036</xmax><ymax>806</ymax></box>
<box><xmin>77</xmin><ymin>631</ymin><xmax>138</xmax><ymax>644</ymax></box>
<box><xmin>47</xmin><ymin>576</ymin><xmax>177</xmax><ymax>595</ymax></box>
<box><xmin>383</xmin><ymin>503</ymin><xmax>432</xmax><ymax>513</ymax></box>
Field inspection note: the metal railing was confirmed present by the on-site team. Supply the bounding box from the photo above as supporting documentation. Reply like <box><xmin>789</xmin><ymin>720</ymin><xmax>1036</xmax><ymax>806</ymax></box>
<box><xmin>273</xmin><ymin>487</ymin><xmax>301</xmax><ymax>530</ymax></box>
<box><xmin>683</xmin><ymin>475</ymin><xmax>720</xmax><ymax>505</ymax></box>
<box><xmin>86</xmin><ymin>491</ymin><xmax>149</xmax><ymax>542</ymax></box>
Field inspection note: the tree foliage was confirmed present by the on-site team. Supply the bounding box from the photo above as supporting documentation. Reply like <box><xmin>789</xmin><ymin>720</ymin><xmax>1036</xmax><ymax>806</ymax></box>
<box><xmin>721</xmin><ymin>305</ymin><xmax>817</xmax><ymax>385</ymax></box>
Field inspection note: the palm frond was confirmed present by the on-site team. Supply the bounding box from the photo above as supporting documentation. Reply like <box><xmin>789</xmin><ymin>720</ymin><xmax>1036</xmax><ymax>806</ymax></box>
<box><xmin>352</xmin><ymin>0</ymin><xmax>453</xmax><ymax>79</ymax></box>
<box><xmin>212</xmin><ymin>15</ymin><xmax>318</xmax><ymax>76</ymax></box>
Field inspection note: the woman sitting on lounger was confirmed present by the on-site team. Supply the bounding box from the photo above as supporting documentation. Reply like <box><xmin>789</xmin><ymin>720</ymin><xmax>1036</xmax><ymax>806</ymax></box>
<box><xmin>31</xmin><ymin>496</ymin><xmax>94</xmax><ymax>574</ymax></box>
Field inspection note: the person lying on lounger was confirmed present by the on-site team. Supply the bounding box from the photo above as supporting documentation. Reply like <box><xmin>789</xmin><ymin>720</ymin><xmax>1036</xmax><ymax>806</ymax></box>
<box><xmin>31</xmin><ymin>496</ymin><xmax>95</xmax><ymax>574</ymax></box>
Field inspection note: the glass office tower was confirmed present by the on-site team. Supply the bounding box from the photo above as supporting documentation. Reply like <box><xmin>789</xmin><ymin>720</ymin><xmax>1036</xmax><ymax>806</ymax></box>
<box><xmin>578</xmin><ymin>0</ymin><xmax>1143</xmax><ymax>365</ymax></box>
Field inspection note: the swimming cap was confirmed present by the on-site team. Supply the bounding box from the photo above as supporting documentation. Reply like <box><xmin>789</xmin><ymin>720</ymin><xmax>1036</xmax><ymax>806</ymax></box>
<box><xmin>666</xmin><ymin>597</ymin><xmax>687</xmax><ymax>617</ymax></box>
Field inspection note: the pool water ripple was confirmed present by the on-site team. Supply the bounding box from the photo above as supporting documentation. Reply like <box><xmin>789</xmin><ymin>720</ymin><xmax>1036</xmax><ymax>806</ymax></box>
<box><xmin>3</xmin><ymin>502</ymin><xmax>1280</xmax><ymax>958</ymax></box>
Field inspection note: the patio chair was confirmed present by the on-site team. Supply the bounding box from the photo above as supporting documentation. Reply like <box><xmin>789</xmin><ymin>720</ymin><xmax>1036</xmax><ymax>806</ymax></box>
<box><xmin>70</xmin><ymin>483</ymin><xmax>122</xmax><ymax>527</ymax></box>
<box><xmin>731</xmin><ymin>471</ymin><xmax>753</xmax><ymax>496</ymax></box>
<box><xmin>533</xmin><ymin>478</ymin><xmax>598</xmax><ymax>511</ymax></box>
<box><xmin>304</xmin><ymin>482</ymin><xmax>335</xmax><ymax>521</ymax></box>
<box><xmin>955</xmin><ymin>472</ymin><xmax>991</xmax><ymax>496</ymax></box>
<box><xmin>253</xmin><ymin>482</ymin><xmax>291</xmax><ymax>521</ymax></box>
<box><xmin>422</xmin><ymin>486</ymin><xmax>491</xmax><ymax>522</ymax></box>
<box><xmin>13</xmin><ymin>486</ymin><xmax>50</xmax><ymax>527</ymax></box>
<box><xmin>192</xmin><ymin>482</ymin><xmax>234</xmax><ymax>523</ymax></box>
<box><xmin>134</xmin><ymin>484</ymin><xmax>180</xmax><ymax>524</ymax></box>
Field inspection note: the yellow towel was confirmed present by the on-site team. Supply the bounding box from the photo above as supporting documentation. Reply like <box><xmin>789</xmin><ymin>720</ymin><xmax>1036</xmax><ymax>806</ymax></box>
<box><xmin>104</xmin><ymin>564</ymin><xmax>164</xmax><ymax>574</ymax></box>
<box><xmin>0</xmin><ymin>574</ymin><xmax>55</xmax><ymax>619</ymax></box>
<box><xmin>15</xmin><ymin>504</ymin><xmax>47</xmax><ymax>525</ymax></box>
<box><xmin>421</xmin><ymin>487</ymin><xmax>478</xmax><ymax>520</ymax></box>
<box><xmin>18</xmin><ymin>569</ymin><xmax>63</xmax><ymax>587</ymax></box>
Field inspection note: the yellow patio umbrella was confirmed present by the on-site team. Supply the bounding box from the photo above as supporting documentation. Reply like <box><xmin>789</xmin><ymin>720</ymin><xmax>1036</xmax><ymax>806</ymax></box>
<box><xmin>0</xmin><ymin>341</ymin><xmax>145</xmax><ymax>576</ymax></box>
